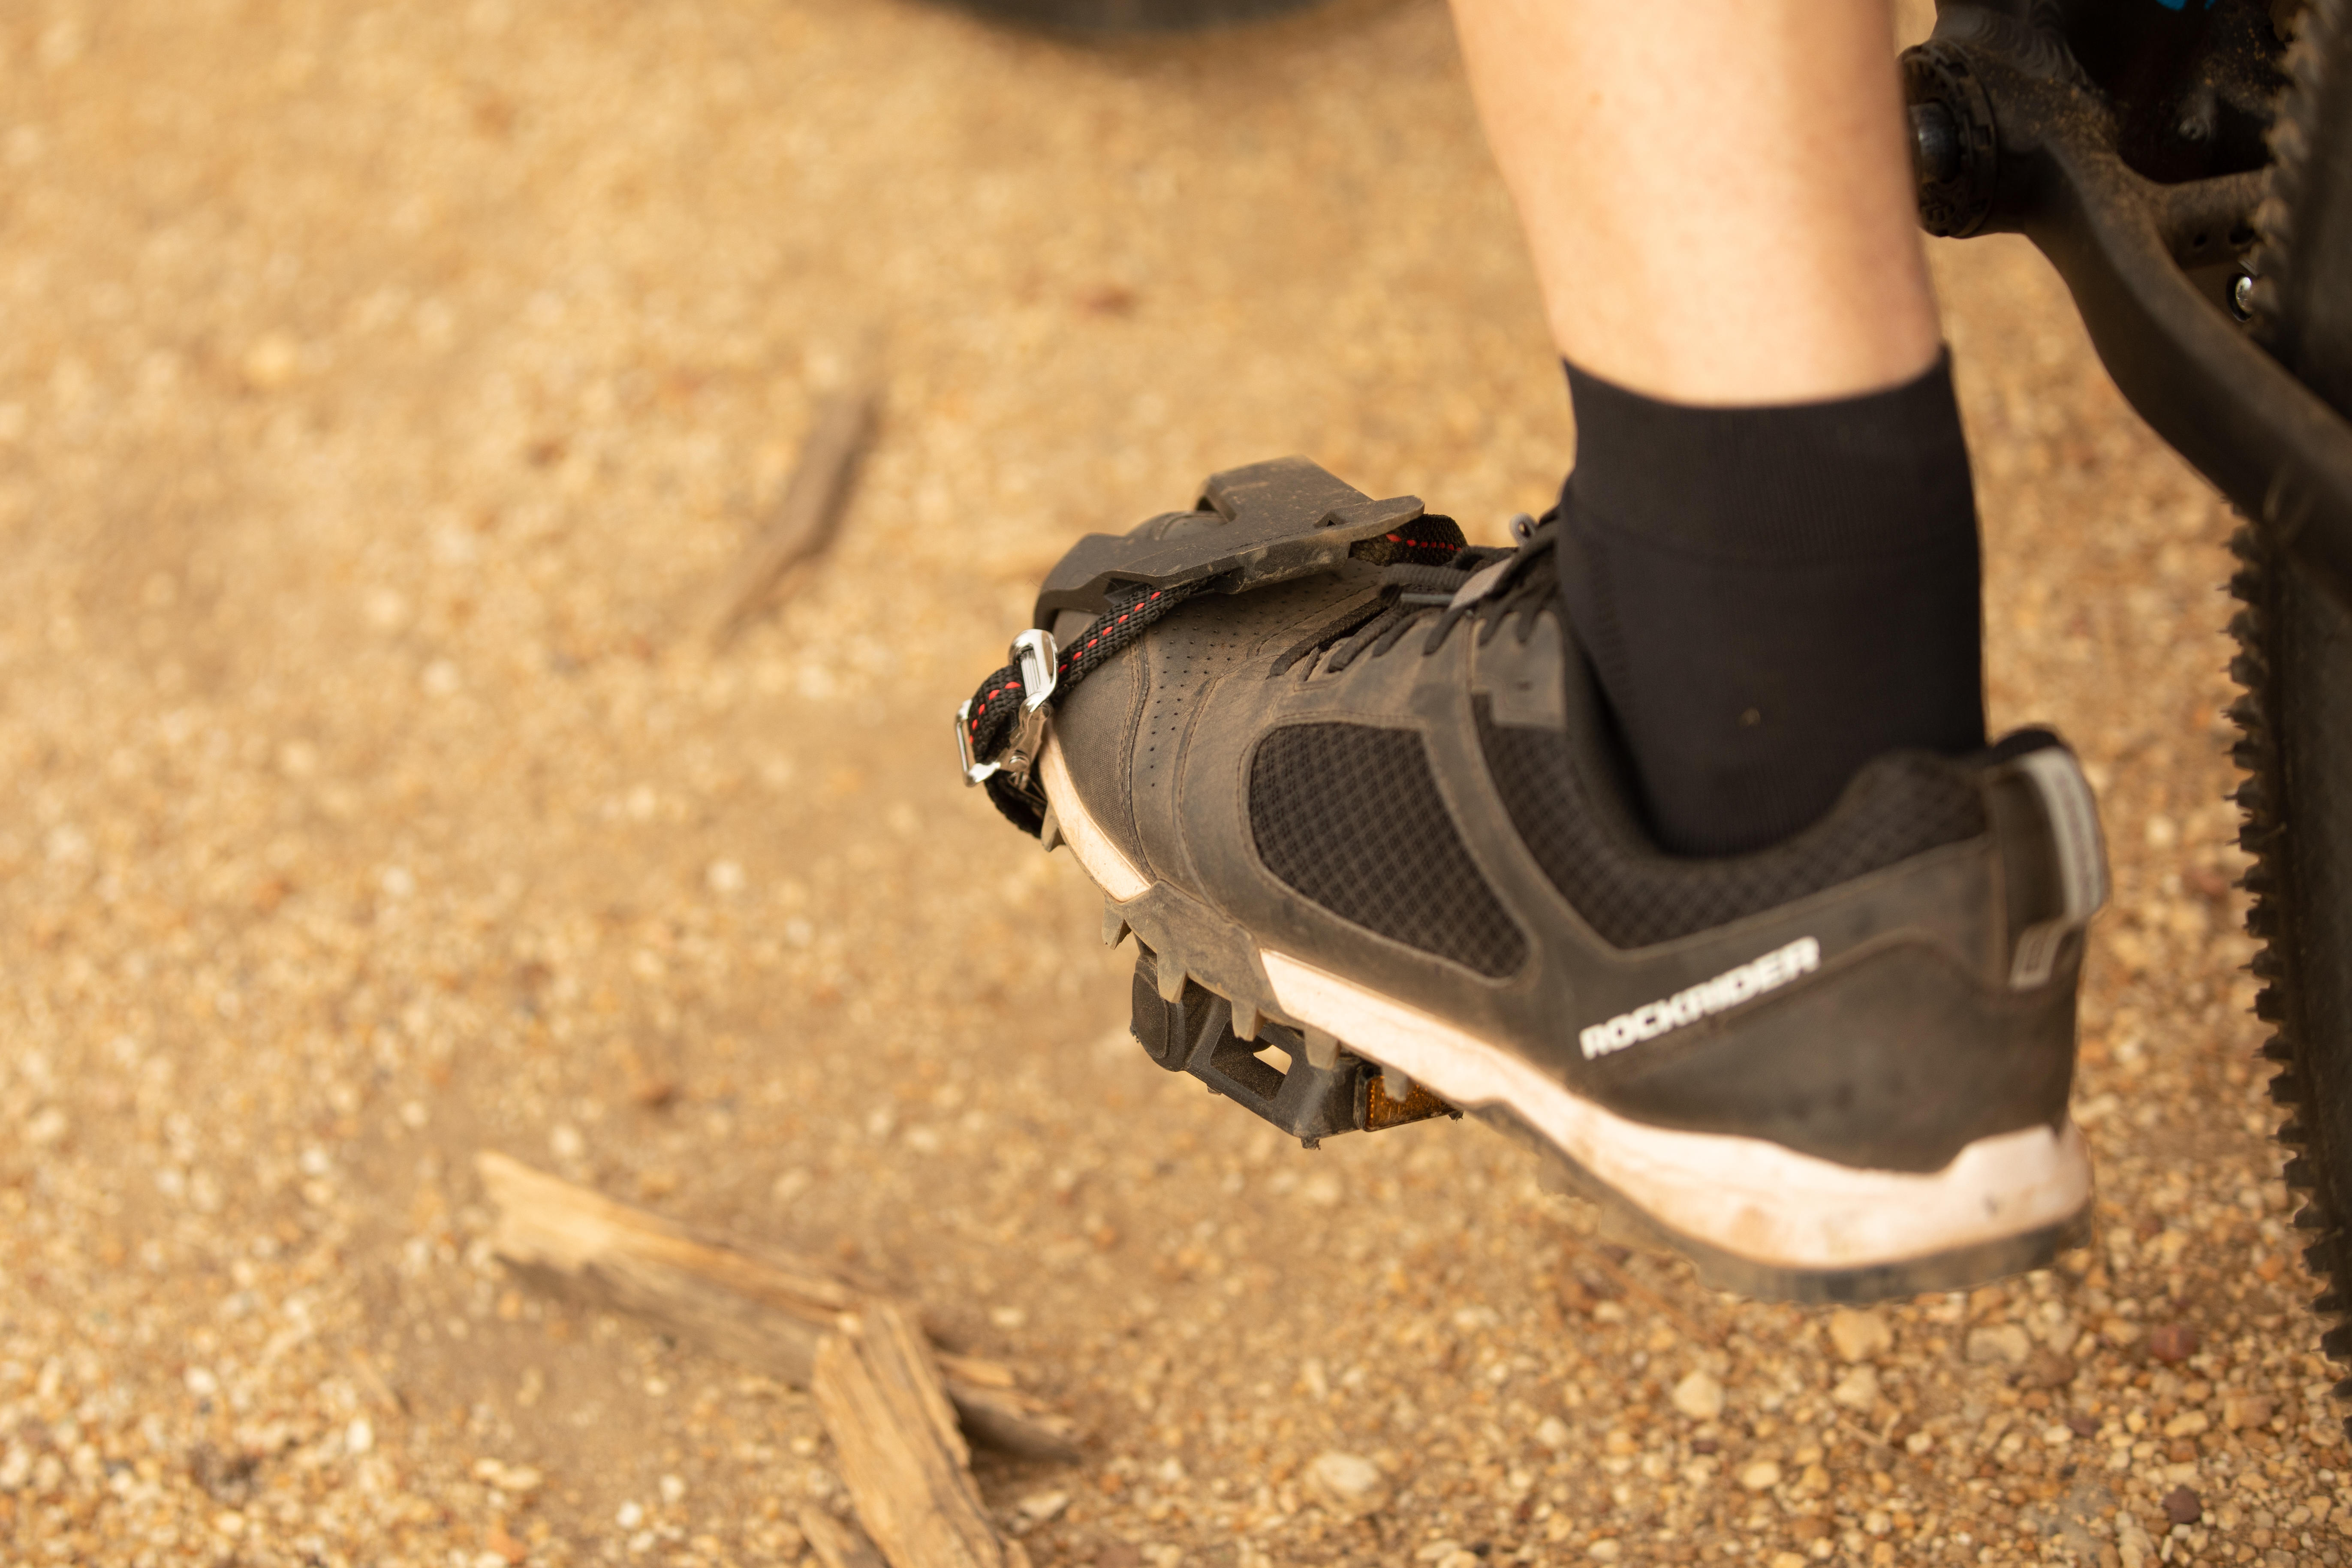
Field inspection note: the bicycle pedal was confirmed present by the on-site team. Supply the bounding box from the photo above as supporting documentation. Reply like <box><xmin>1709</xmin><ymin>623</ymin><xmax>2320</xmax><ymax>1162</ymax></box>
<box><xmin>1128</xmin><ymin>946</ymin><xmax>1458</xmax><ymax>1146</ymax></box>
<box><xmin>1032</xmin><ymin>455</ymin><xmax>1423</xmax><ymax>623</ymax></box>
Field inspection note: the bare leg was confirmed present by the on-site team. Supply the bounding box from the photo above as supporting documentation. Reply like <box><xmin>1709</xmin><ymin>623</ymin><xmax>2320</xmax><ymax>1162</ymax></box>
<box><xmin>1446</xmin><ymin>0</ymin><xmax>1980</xmax><ymax>854</ymax></box>
<box><xmin>1449</xmin><ymin>0</ymin><xmax>1939</xmax><ymax>406</ymax></box>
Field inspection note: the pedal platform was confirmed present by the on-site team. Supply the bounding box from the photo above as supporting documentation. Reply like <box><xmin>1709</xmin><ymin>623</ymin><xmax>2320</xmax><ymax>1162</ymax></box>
<box><xmin>1129</xmin><ymin>946</ymin><xmax>1458</xmax><ymax>1147</ymax></box>
<box><xmin>1032</xmin><ymin>456</ymin><xmax>1424</xmax><ymax>625</ymax></box>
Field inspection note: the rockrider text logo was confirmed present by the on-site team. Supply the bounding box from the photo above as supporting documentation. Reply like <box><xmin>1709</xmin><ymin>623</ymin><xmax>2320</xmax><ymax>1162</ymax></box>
<box><xmin>1578</xmin><ymin>937</ymin><xmax>1822</xmax><ymax>1060</ymax></box>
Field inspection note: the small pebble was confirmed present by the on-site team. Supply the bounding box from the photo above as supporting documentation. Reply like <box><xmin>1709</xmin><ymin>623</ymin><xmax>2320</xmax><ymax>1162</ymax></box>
<box><xmin>1306</xmin><ymin>1451</ymin><xmax>1384</xmax><ymax>1517</ymax></box>
<box><xmin>1670</xmin><ymin>1369</ymin><xmax>1724</xmax><ymax>1421</ymax></box>
<box><xmin>240</xmin><ymin>332</ymin><xmax>301</xmax><ymax>390</ymax></box>
<box><xmin>2162</xmin><ymin>1484</ymin><xmax>2203</xmax><ymax>1525</ymax></box>
<box><xmin>2222</xmin><ymin>1393</ymin><xmax>2274</xmax><ymax>1430</ymax></box>
<box><xmin>1964</xmin><ymin>1324</ymin><xmax>2032</xmax><ymax>1365</ymax></box>
<box><xmin>1829</xmin><ymin>1364</ymin><xmax>1879</xmax><ymax>1411</ymax></box>
<box><xmin>1826</xmin><ymin>1307</ymin><xmax>1892</xmax><ymax>1362</ymax></box>
<box><xmin>2025</xmin><ymin>1347</ymin><xmax>2078</xmax><ymax>1389</ymax></box>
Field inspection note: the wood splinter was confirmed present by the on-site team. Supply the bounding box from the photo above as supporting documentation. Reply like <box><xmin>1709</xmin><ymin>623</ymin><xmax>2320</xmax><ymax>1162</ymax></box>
<box><xmin>816</xmin><ymin>1302</ymin><xmax>1032</xmax><ymax>1568</ymax></box>
<box><xmin>796</xmin><ymin>1502</ymin><xmax>890</xmax><ymax>1568</ymax></box>
<box><xmin>475</xmin><ymin>1152</ymin><xmax>1078</xmax><ymax>1463</ymax></box>
<box><xmin>705</xmin><ymin>369</ymin><xmax>882</xmax><ymax>647</ymax></box>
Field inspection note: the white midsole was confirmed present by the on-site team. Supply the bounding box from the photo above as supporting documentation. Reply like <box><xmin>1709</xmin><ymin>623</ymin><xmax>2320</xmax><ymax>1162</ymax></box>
<box><xmin>1264</xmin><ymin>951</ymin><xmax>2089</xmax><ymax>1271</ymax></box>
<box><xmin>1039</xmin><ymin>733</ymin><xmax>2091</xmax><ymax>1272</ymax></box>
<box><xmin>1040</xmin><ymin>737</ymin><xmax>1149</xmax><ymax>899</ymax></box>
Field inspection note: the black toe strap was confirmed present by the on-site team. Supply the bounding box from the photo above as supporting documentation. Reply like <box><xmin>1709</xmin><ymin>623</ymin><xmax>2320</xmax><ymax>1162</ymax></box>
<box><xmin>959</xmin><ymin>578</ymin><xmax>1207</xmax><ymax>835</ymax></box>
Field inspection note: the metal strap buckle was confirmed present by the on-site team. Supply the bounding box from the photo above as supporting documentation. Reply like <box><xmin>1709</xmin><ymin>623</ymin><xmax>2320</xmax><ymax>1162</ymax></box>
<box><xmin>955</xmin><ymin>629</ymin><xmax>1059</xmax><ymax>788</ymax></box>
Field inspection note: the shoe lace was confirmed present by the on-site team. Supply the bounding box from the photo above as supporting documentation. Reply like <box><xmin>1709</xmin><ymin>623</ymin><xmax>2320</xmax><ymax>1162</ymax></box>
<box><xmin>957</xmin><ymin>512</ymin><xmax>1557</xmax><ymax>834</ymax></box>
<box><xmin>1277</xmin><ymin>512</ymin><xmax>1560</xmax><ymax>678</ymax></box>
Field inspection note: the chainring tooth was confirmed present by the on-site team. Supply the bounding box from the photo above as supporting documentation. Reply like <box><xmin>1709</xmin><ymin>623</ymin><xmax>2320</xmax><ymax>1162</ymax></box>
<box><xmin>2224</xmin><ymin>504</ymin><xmax>2352</xmax><ymax>1437</ymax></box>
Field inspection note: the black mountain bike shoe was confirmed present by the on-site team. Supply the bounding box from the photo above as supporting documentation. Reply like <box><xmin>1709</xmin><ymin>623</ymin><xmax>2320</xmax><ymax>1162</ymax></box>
<box><xmin>957</xmin><ymin>458</ymin><xmax>2108</xmax><ymax>1302</ymax></box>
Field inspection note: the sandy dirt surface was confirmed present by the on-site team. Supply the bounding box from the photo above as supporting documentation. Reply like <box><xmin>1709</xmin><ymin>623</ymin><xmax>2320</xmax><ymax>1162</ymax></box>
<box><xmin>2</xmin><ymin>2</ymin><xmax>2348</xmax><ymax>1565</ymax></box>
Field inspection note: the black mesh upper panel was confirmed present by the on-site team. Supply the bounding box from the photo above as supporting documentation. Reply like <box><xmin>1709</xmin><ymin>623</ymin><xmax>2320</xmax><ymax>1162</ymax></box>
<box><xmin>1479</xmin><ymin>703</ymin><xmax>1987</xmax><ymax>949</ymax></box>
<box><xmin>1249</xmin><ymin>724</ymin><xmax>1530</xmax><ymax>979</ymax></box>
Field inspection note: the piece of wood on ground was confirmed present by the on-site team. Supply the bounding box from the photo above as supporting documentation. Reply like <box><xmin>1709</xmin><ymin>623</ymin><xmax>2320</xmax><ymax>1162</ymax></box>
<box><xmin>797</xmin><ymin>1505</ymin><xmax>890</xmax><ymax>1568</ymax></box>
<box><xmin>815</xmin><ymin>1301</ymin><xmax>1029</xmax><ymax>1568</ymax></box>
<box><xmin>705</xmin><ymin>370</ymin><xmax>882</xmax><ymax>647</ymax></box>
<box><xmin>476</xmin><ymin>1151</ymin><xmax>1078</xmax><ymax>1460</ymax></box>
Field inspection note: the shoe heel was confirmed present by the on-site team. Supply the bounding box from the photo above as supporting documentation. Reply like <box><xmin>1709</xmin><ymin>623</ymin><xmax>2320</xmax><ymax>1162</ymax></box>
<box><xmin>1483</xmin><ymin>1103</ymin><xmax>2093</xmax><ymax>1303</ymax></box>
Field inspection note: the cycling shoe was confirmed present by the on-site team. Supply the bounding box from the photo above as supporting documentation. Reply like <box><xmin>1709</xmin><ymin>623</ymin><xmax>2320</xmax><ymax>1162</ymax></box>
<box><xmin>956</xmin><ymin>457</ymin><xmax>2106</xmax><ymax>1302</ymax></box>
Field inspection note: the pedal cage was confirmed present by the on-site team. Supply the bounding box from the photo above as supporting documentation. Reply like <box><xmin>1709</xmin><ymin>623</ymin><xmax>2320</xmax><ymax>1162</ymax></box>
<box><xmin>1032</xmin><ymin>455</ymin><xmax>1424</xmax><ymax>624</ymax></box>
<box><xmin>1129</xmin><ymin>946</ymin><xmax>1458</xmax><ymax>1147</ymax></box>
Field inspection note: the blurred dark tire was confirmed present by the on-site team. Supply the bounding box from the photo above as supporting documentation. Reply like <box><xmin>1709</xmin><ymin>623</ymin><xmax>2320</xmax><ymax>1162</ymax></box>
<box><xmin>946</xmin><ymin>0</ymin><xmax>1329</xmax><ymax>33</ymax></box>
<box><xmin>2237</xmin><ymin>0</ymin><xmax>2352</xmax><ymax>1436</ymax></box>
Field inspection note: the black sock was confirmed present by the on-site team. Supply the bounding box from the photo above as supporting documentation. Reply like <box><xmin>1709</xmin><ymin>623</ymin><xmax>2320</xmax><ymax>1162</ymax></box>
<box><xmin>1556</xmin><ymin>354</ymin><xmax>1986</xmax><ymax>857</ymax></box>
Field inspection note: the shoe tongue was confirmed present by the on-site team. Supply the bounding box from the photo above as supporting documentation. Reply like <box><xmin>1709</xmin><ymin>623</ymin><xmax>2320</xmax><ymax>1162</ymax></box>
<box><xmin>1445</xmin><ymin>525</ymin><xmax>1563</xmax><ymax>617</ymax></box>
<box><xmin>1445</xmin><ymin>555</ymin><xmax>1518</xmax><ymax>609</ymax></box>
<box><xmin>1348</xmin><ymin>514</ymin><xmax>1470</xmax><ymax>568</ymax></box>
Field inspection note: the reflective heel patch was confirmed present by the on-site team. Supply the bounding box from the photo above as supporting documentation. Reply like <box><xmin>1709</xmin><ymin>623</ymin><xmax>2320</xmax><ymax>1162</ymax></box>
<box><xmin>2008</xmin><ymin>748</ymin><xmax>2111</xmax><ymax>989</ymax></box>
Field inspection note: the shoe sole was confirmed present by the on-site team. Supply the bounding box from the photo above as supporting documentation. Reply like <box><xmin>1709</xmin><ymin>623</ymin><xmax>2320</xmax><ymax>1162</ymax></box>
<box><xmin>1039</xmin><ymin>736</ymin><xmax>2094</xmax><ymax>1302</ymax></box>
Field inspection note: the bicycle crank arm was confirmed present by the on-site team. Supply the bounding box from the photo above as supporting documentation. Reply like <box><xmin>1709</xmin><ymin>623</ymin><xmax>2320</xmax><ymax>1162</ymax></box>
<box><xmin>1906</xmin><ymin>16</ymin><xmax>2352</xmax><ymax>611</ymax></box>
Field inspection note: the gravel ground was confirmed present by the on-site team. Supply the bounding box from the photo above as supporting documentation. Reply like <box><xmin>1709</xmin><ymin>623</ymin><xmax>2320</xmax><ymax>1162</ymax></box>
<box><xmin>2</xmin><ymin>2</ymin><xmax>2347</xmax><ymax>1565</ymax></box>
